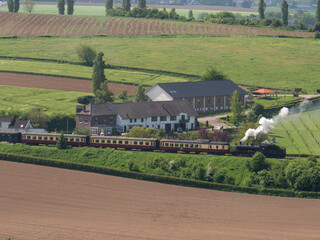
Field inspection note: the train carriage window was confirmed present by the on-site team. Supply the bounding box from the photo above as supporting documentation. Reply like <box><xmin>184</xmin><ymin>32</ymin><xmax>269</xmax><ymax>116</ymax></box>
<box><xmin>175</xmin><ymin>144</ymin><xmax>178</xmax><ymax>147</ymax></box>
<box><xmin>165</xmin><ymin>143</ymin><xmax>169</xmax><ymax>147</ymax></box>
<box><xmin>190</xmin><ymin>144</ymin><xmax>193</xmax><ymax>148</ymax></box>
<box><xmin>199</xmin><ymin>145</ymin><xmax>201</xmax><ymax>148</ymax></box>
<box><xmin>49</xmin><ymin>137</ymin><xmax>53</xmax><ymax>140</ymax></box>
<box><xmin>70</xmin><ymin>138</ymin><xmax>74</xmax><ymax>142</ymax></box>
<box><xmin>38</xmin><ymin>136</ymin><xmax>42</xmax><ymax>140</ymax></box>
<box><xmin>145</xmin><ymin>142</ymin><xmax>149</xmax><ymax>146</ymax></box>
<box><xmin>27</xmin><ymin>136</ymin><xmax>31</xmax><ymax>140</ymax></box>
<box><xmin>134</xmin><ymin>141</ymin><xmax>137</xmax><ymax>145</ymax></box>
<box><xmin>125</xmin><ymin>141</ymin><xmax>129</xmax><ymax>144</ymax></box>
<box><xmin>119</xmin><ymin>141</ymin><xmax>123</xmax><ymax>144</ymax></box>
<box><xmin>139</xmin><ymin>142</ymin><xmax>143</xmax><ymax>145</ymax></box>
<box><xmin>180</xmin><ymin>144</ymin><xmax>183</xmax><ymax>147</ymax></box>
<box><xmin>216</xmin><ymin>146</ymin><xmax>218</xmax><ymax>149</ymax></box>
<box><xmin>44</xmin><ymin>137</ymin><xmax>48</xmax><ymax>140</ymax></box>
<box><xmin>76</xmin><ymin>138</ymin><xmax>80</xmax><ymax>142</ymax></box>
<box><xmin>222</xmin><ymin>146</ymin><xmax>225</xmax><ymax>149</ymax></box>
<box><xmin>113</xmin><ymin>140</ymin><xmax>117</xmax><ymax>144</ymax></box>
<box><xmin>195</xmin><ymin>144</ymin><xmax>198</xmax><ymax>148</ymax></box>
<box><xmin>32</xmin><ymin>136</ymin><xmax>36</xmax><ymax>140</ymax></box>
<box><xmin>170</xmin><ymin>143</ymin><xmax>174</xmax><ymax>147</ymax></box>
<box><xmin>185</xmin><ymin>144</ymin><xmax>189</xmax><ymax>148</ymax></box>
<box><xmin>95</xmin><ymin>139</ymin><xmax>99</xmax><ymax>143</ymax></box>
<box><xmin>107</xmin><ymin>140</ymin><xmax>111</xmax><ymax>143</ymax></box>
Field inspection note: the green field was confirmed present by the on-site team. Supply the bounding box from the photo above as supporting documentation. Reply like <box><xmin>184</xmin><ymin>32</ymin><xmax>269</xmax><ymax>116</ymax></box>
<box><xmin>0</xmin><ymin>36</ymin><xmax>319</xmax><ymax>92</ymax></box>
<box><xmin>0</xmin><ymin>4</ymin><xmax>254</xmax><ymax>18</ymax></box>
<box><xmin>0</xmin><ymin>59</ymin><xmax>189</xmax><ymax>86</ymax></box>
<box><xmin>270</xmin><ymin>107</ymin><xmax>320</xmax><ymax>155</ymax></box>
<box><xmin>0</xmin><ymin>85</ymin><xmax>91</xmax><ymax>115</ymax></box>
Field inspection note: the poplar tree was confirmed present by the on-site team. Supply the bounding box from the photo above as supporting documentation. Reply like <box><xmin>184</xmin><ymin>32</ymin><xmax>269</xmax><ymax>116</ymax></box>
<box><xmin>67</xmin><ymin>0</ymin><xmax>74</xmax><ymax>15</ymax></box>
<box><xmin>7</xmin><ymin>0</ymin><xmax>14</xmax><ymax>12</ymax></box>
<box><xmin>134</xmin><ymin>85</ymin><xmax>148</xmax><ymax>102</ymax></box>
<box><xmin>14</xmin><ymin>0</ymin><xmax>19</xmax><ymax>12</ymax></box>
<box><xmin>138</xmin><ymin>0</ymin><xmax>146</xmax><ymax>8</ymax></box>
<box><xmin>258</xmin><ymin>0</ymin><xmax>265</xmax><ymax>20</ymax></box>
<box><xmin>281</xmin><ymin>0</ymin><xmax>288</xmax><ymax>25</ymax></box>
<box><xmin>230</xmin><ymin>90</ymin><xmax>244</xmax><ymax>125</ymax></box>
<box><xmin>105</xmin><ymin>0</ymin><xmax>113</xmax><ymax>11</ymax></box>
<box><xmin>316</xmin><ymin>0</ymin><xmax>320</xmax><ymax>22</ymax></box>
<box><xmin>122</xmin><ymin>0</ymin><xmax>130</xmax><ymax>12</ymax></box>
<box><xmin>92</xmin><ymin>52</ymin><xmax>106</xmax><ymax>95</ymax></box>
<box><xmin>188</xmin><ymin>9</ymin><xmax>193</xmax><ymax>18</ymax></box>
<box><xmin>57</xmin><ymin>0</ymin><xmax>65</xmax><ymax>15</ymax></box>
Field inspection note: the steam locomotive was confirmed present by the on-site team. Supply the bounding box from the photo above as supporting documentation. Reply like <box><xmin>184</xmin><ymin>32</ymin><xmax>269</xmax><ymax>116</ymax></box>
<box><xmin>0</xmin><ymin>131</ymin><xmax>286</xmax><ymax>158</ymax></box>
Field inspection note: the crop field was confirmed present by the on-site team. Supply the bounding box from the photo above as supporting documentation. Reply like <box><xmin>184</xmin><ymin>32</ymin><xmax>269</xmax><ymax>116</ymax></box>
<box><xmin>270</xmin><ymin>108</ymin><xmax>320</xmax><ymax>155</ymax></box>
<box><xmin>0</xmin><ymin>36</ymin><xmax>319</xmax><ymax>92</ymax></box>
<box><xmin>0</xmin><ymin>59</ymin><xmax>188</xmax><ymax>86</ymax></box>
<box><xmin>0</xmin><ymin>12</ymin><xmax>312</xmax><ymax>37</ymax></box>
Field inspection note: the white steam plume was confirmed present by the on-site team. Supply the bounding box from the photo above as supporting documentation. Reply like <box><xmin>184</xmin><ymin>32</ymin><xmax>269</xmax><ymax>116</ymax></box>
<box><xmin>241</xmin><ymin>107</ymin><xmax>289</xmax><ymax>142</ymax></box>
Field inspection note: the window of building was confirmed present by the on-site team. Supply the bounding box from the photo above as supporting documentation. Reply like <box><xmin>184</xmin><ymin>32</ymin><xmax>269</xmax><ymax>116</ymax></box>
<box><xmin>110</xmin><ymin>116</ymin><xmax>113</xmax><ymax>123</ymax></box>
<box><xmin>141</xmin><ymin>118</ymin><xmax>144</xmax><ymax>122</ymax></box>
<box><xmin>151</xmin><ymin>116</ymin><xmax>157</xmax><ymax>122</ymax></box>
<box><xmin>160</xmin><ymin>116</ymin><xmax>166</xmax><ymax>121</ymax></box>
<box><xmin>79</xmin><ymin>117</ymin><xmax>82</xmax><ymax>123</ymax></box>
<box><xmin>170</xmin><ymin>116</ymin><xmax>176</xmax><ymax>121</ymax></box>
<box><xmin>134</xmin><ymin>119</ymin><xmax>137</xmax><ymax>123</ymax></box>
<box><xmin>130</xmin><ymin>119</ymin><xmax>133</xmax><ymax>123</ymax></box>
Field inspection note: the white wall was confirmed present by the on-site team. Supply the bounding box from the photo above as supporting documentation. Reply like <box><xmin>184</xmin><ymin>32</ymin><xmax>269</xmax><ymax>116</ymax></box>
<box><xmin>146</xmin><ymin>85</ymin><xmax>173</xmax><ymax>101</ymax></box>
<box><xmin>117</xmin><ymin>113</ymin><xmax>196</xmax><ymax>132</ymax></box>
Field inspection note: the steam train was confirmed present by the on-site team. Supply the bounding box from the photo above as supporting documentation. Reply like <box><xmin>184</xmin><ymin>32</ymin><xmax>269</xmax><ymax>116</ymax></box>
<box><xmin>0</xmin><ymin>131</ymin><xmax>286</xmax><ymax>158</ymax></box>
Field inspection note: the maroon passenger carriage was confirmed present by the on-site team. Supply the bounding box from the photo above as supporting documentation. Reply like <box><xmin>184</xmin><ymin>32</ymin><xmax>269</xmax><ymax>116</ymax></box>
<box><xmin>21</xmin><ymin>133</ymin><xmax>89</xmax><ymax>146</ymax></box>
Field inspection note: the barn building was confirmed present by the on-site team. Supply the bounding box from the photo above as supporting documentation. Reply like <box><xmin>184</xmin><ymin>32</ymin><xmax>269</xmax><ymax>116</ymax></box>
<box><xmin>76</xmin><ymin>100</ymin><xmax>198</xmax><ymax>135</ymax></box>
<box><xmin>145</xmin><ymin>80</ymin><xmax>247</xmax><ymax>114</ymax></box>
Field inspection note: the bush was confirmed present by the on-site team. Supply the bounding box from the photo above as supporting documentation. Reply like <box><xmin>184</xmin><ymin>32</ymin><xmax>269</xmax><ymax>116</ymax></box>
<box><xmin>47</xmin><ymin>114</ymin><xmax>76</xmax><ymax>132</ymax></box>
<box><xmin>200</xmin><ymin>66</ymin><xmax>227</xmax><ymax>81</ymax></box>
<box><xmin>313</xmin><ymin>22</ymin><xmax>320</xmax><ymax>32</ymax></box>
<box><xmin>315</xmin><ymin>31</ymin><xmax>320</xmax><ymax>39</ymax></box>
<box><xmin>76</xmin><ymin>44</ymin><xmax>97</xmax><ymax>66</ymax></box>
<box><xmin>56</xmin><ymin>133</ymin><xmax>67</xmax><ymax>149</ymax></box>
<box><xmin>77</xmin><ymin>95</ymin><xmax>94</xmax><ymax>105</ymax></box>
<box><xmin>247</xmin><ymin>152</ymin><xmax>269</xmax><ymax>172</ymax></box>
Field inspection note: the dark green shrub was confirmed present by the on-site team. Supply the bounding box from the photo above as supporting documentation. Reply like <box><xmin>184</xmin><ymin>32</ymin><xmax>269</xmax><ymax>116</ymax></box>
<box><xmin>56</xmin><ymin>133</ymin><xmax>67</xmax><ymax>149</ymax></box>
<box><xmin>77</xmin><ymin>95</ymin><xmax>94</xmax><ymax>105</ymax></box>
<box><xmin>315</xmin><ymin>31</ymin><xmax>320</xmax><ymax>38</ymax></box>
<box><xmin>247</xmin><ymin>152</ymin><xmax>269</xmax><ymax>172</ymax></box>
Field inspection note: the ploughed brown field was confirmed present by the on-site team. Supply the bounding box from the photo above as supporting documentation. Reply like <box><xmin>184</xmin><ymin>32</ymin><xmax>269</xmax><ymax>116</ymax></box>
<box><xmin>0</xmin><ymin>72</ymin><xmax>138</xmax><ymax>95</ymax></box>
<box><xmin>0</xmin><ymin>12</ymin><xmax>313</xmax><ymax>37</ymax></box>
<box><xmin>1</xmin><ymin>161</ymin><xmax>320</xmax><ymax>240</ymax></box>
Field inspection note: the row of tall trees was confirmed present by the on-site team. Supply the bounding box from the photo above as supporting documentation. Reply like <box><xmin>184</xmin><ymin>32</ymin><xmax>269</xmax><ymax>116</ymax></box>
<box><xmin>57</xmin><ymin>0</ymin><xmax>74</xmax><ymax>15</ymax></box>
<box><xmin>7</xmin><ymin>0</ymin><xmax>19</xmax><ymax>12</ymax></box>
<box><xmin>258</xmin><ymin>0</ymin><xmax>289</xmax><ymax>25</ymax></box>
<box><xmin>106</xmin><ymin>0</ymin><xmax>147</xmax><ymax>13</ymax></box>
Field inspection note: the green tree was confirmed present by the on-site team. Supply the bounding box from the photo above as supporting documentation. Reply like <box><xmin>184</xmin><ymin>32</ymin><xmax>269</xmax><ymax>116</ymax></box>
<box><xmin>22</xmin><ymin>0</ymin><xmax>35</xmax><ymax>13</ymax></box>
<box><xmin>57</xmin><ymin>0</ymin><xmax>65</xmax><ymax>15</ymax></box>
<box><xmin>76</xmin><ymin>44</ymin><xmax>97</xmax><ymax>66</ymax></box>
<box><xmin>188</xmin><ymin>9</ymin><xmax>193</xmax><ymax>18</ymax></box>
<box><xmin>14</xmin><ymin>0</ymin><xmax>19</xmax><ymax>12</ymax></box>
<box><xmin>134</xmin><ymin>85</ymin><xmax>148</xmax><ymax>102</ymax></box>
<box><xmin>95</xmin><ymin>82</ymin><xmax>114</xmax><ymax>103</ymax></box>
<box><xmin>281</xmin><ymin>0</ymin><xmax>288</xmax><ymax>25</ymax></box>
<box><xmin>200</xmin><ymin>66</ymin><xmax>227</xmax><ymax>81</ymax></box>
<box><xmin>118</xmin><ymin>90</ymin><xmax>128</xmax><ymax>102</ymax></box>
<box><xmin>230</xmin><ymin>90</ymin><xmax>244</xmax><ymax>125</ymax></box>
<box><xmin>122</xmin><ymin>0</ymin><xmax>130</xmax><ymax>12</ymax></box>
<box><xmin>316</xmin><ymin>0</ymin><xmax>320</xmax><ymax>22</ymax></box>
<box><xmin>105</xmin><ymin>0</ymin><xmax>113</xmax><ymax>11</ymax></box>
<box><xmin>56</xmin><ymin>132</ymin><xmax>67</xmax><ymax>149</ymax></box>
<box><xmin>67</xmin><ymin>0</ymin><xmax>74</xmax><ymax>15</ymax></box>
<box><xmin>27</xmin><ymin>108</ymin><xmax>49</xmax><ymax>128</ymax></box>
<box><xmin>92</xmin><ymin>52</ymin><xmax>106</xmax><ymax>95</ymax></box>
<box><xmin>258</xmin><ymin>0</ymin><xmax>266</xmax><ymax>19</ymax></box>
<box><xmin>251</xmin><ymin>103</ymin><xmax>265</xmax><ymax>117</ymax></box>
<box><xmin>138</xmin><ymin>0</ymin><xmax>146</xmax><ymax>8</ymax></box>
<box><xmin>168</xmin><ymin>8</ymin><xmax>179</xmax><ymax>19</ymax></box>
<box><xmin>7</xmin><ymin>0</ymin><xmax>14</xmax><ymax>12</ymax></box>
<box><xmin>247</xmin><ymin>152</ymin><xmax>269</xmax><ymax>172</ymax></box>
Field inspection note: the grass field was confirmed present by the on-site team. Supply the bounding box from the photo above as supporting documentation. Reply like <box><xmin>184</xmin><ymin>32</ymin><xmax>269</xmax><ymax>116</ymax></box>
<box><xmin>270</xmin><ymin>107</ymin><xmax>320</xmax><ymax>155</ymax></box>
<box><xmin>0</xmin><ymin>85</ymin><xmax>91</xmax><ymax>115</ymax></box>
<box><xmin>0</xmin><ymin>36</ymin><xmax>319</xmax><ymax>92</ymax></box>
<box><xmin>0</xmin><ymin>59</ymin><xmax>189</xmax><ymax>86</ymax></box>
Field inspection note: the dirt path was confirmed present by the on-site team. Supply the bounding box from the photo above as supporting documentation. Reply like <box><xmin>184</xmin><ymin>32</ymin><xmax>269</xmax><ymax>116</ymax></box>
<box><xmin>0</xmin><ymin>72</ymin><xmax>138</xmax><ymax>95</ymax></box>
<box><xmin>1</xmin><ymin>161</ymin><xmax>320</xmax><ymax>240</ymax></box>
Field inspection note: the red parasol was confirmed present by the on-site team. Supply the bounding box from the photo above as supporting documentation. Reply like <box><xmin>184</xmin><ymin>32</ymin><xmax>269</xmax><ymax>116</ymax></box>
<box><xmin>252</xmin><ymin>89</ymin><xmax>274</xmax><ymax>94</ymax></box>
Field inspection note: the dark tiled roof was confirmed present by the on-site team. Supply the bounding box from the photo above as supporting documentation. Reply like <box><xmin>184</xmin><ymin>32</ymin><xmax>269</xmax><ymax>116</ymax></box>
<box><xmin>156</xmin><ymin>80</ymin><xmax>246</xmax><ymax>98</ymax></box>
<box><xmin>8</xmin><ymin>120</ymin><xmax>29</xmax><ymax>129</ymax></box>
<box><xmin>112</xmin><ymin>100</ymin><xmax>198</xmax><ymax>119</ymax></box>
<box><xmin>0</xmin><ymin>117</ymin><xmax>13</xmax><ymax>123</ymax></box>
<box><xmin>77</xmin><ymin>103</ymin><xmax>117</xmax><ymax>116</ymax></box>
